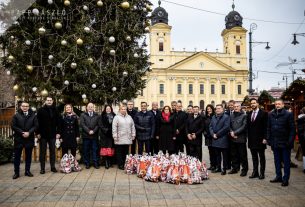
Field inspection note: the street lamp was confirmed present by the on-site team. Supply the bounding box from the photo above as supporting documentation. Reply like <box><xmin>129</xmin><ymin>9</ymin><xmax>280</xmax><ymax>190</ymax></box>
<box><xmin>248</xmin><ymin>23</ymin><xmax>271</xmax><ymax>95</ymax></box>
<box><xmin>291</xmin><ymin>33</ymin><xmax>305</xmax><ymax>45</ymax></box>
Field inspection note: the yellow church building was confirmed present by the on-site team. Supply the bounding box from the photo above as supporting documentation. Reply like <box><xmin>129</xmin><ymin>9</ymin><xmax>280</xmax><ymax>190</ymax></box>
<box><xmin>135</xmin><ymin>2</ymin><xmax>248</xmax><ymax>109</ymax></box>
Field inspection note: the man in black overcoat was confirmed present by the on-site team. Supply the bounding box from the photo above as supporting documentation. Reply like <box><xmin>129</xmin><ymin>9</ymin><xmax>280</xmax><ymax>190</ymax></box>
<box><xmin>11</xmin><ymin>101</ymin><xmax>38</xmax><ymax>179</ymax></box>
<box><xmin>186</xmin><ymin>106</ymin><xmax>205</xmax><ymax>161</ymax></box>
<box><xmin>247</xmin><ymin>98</ymin><xmax>268</xmax><ymax>179</ymax></box>
<box><xmin>37</xmin><ymin>97</ymin><xmax>60</xmax><ymax>174</ymax></box>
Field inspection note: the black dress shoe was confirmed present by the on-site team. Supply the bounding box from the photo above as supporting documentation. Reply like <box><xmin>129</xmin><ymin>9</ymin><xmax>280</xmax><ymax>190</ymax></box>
<box><xmin>228</xmin><ymin>169</ymin><xmax>238</xmax><ymax>174</ymax></box>
<box><xmin>25</xmin><ymin>171</ymin><xmax>33</xmax><ymax>177</ymax></box>
<box><xmin>221</xmin><ymin>170</ymin><xmax>226</xmax><ymax>175</ymax></box>
<box><xmin>212</xmin><ymin>168</ymin><xmax>221</xmax><ymax>173</ymax></box>
<box><xmin>13</xmin><ymin>174</ymin><xmax>19</xmax><ymax>179</ymax></box>
<box><xmin>240</xmin><ymin>171</ymin><xmax>247</xmax><ymax>177</ymax></box>
<box><xmin>208</xmin><ymin>166</ymin><xmax>215</xmax><ymax>171</ymax></box>
<box><xmin>281</xmin><ymin>181</ymin><xmax>289</xmax><ymax>186</ymax></box>
<box><xmin>270</xmin><ymin>177</ymin><xmax>282</xmax><ymax>183</ymax></box>
<box><xmin>40</xmin><ymin>170</ymin><xmax>45</xmax><ymax>174</ymax></box>
<box><xmin>51</xmin><ymin>168</ymin><xmax>58</xmax><ymax>173</ymax></box>
<box><xmin>249</xmin><ymin>172</ymin><xmax>259</xmax><ymax>179</ymax></box>
<box><xmin>259</xmin><ymin>174</ymin><xmax>265</xmax><ymax>180</ymax></box>
<box><xmin>94</xmin><ymin>164</ymin><xmax>100</xmax><ymax>169</ymax></box>
<box><xmin>85</xmin><ymin>165</ymin><xmax>90</xmax><ymax>169</ymax></box>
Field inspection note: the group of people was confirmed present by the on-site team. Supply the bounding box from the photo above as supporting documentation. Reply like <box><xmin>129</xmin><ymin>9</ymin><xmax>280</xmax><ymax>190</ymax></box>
<box><xmin>11</xmin><ymin>97</ymin><xmax>305</xmax><ymax>188</ymax></box>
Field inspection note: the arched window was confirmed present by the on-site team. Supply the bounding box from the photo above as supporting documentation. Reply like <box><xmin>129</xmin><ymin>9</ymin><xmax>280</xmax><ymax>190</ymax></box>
<box><xmin>177</xmin><ymin>100</ymin><xmax>182</xmax><ymax>104</ymax></box>
<box><xmin>236</xmin><ymin>41</ymin><xmax>241</xmax><ymax>54</ymax></box>
<box><xmin>211</xmin><ymin>100</ymin><xmax>215</xmax><ymax>107</ymax></box>
<box><xmin>160</xmin><ymin>100</ymin><xmax>164</xmax><ymax>108</ymax></box>
<box><xmin>200</xmin><ymin>100</ymin><xmax>205</xmax><ymax>110</ymax></box>
<box><xmin>159</xmin><ymin>41</ymin><xmax>164</xmax><ymax>52</ymax></box>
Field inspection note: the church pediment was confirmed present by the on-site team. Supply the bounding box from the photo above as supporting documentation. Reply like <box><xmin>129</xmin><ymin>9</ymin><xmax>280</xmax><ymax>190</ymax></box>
<box><xmin>167</xmin><ymin>52</ymin><xmax>236</xmax><ymax>72</ymax></box>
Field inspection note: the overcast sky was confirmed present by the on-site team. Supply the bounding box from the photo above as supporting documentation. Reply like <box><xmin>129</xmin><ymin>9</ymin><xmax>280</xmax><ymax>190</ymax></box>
<box><xmin>1</xmin><ymin>0</ymin><xmax>304</xmax><ymax>92</ymax></box>
<box><xmin>150</xmin><ymin>0</ymin><xmax>305</xmax><ymax>92</ymax></box>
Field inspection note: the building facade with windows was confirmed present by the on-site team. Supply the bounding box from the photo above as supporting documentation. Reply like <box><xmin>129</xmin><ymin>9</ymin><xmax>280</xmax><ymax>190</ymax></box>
<box><xmin>134</xmin><ymin>2</ymin><xmax>248</xmax><ymax>109</ymax></box>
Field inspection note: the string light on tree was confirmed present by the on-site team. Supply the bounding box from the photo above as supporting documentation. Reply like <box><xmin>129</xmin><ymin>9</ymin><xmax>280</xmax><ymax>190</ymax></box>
<box><xmin>123</xmin><ymin>71</ymin><xmax>128</xmax><ymax>76</ymax></box>
<box><xmin>48</xmin><ymin>55</ymin><xmax>54</xmax><ymax>60</ymax></box>
<box><xmin>82</xmin><ymin>94</ymin><xmax>87</xmax><ymax>99</ymax></box>
<box><xmin>83</xmin><ymin>5</ymin><xmax>89</xmax><ymax>11</ymax></box>
<box><xmin>126</xmin><ymin>36</ymin><xmax>132</xmax><ymax>41</ymax></box>
<box><xmin>64</xmin><ymin>80</ymin><xmax>69</xmax><ymax>85</ymax></box>
<box><xmin>25</xmin><ymin>40</ymin><xmax>31</xmax><ymax>45</ymax></box>
<box><xmin>6</xmin><ymin>71</ymin><xmax>11</xmax><ymax>76</ymax></box>
<box><xmin>134</xmin><ymin>53</ymin><xmax>139</xmax><ymax>58</ymax></box>
<box><xmin>112</xmin><ymin>87</ymin><xmax>117</xmax><ymax>91</ymax></box>
<box><xmin>48</xmin><ymin>0</ymin><xmax>53</xmax><ymax>4</ymax></box>
<box><xmin>110</xmin><ymin>49</ymin><xmax>116</xmax><ymax>56</ymax></box>
<box><xmin>92</xmin><ymin>84</ymin><xmax>97</xmax><ymax>89</ymax></box>
<box><xmin>56</xmin><ymin>62</ymin><xmax>62</xmax><ymax>68</ymax></box>
<box><xmin>61</xmin><ymin>40</ymin><xmax>67</xmax><ymax>46</ymax></box>
<box><xmin>32</xmin><ymin>87</ymin><xmax>37</xmax><ymax>92</ymax></box>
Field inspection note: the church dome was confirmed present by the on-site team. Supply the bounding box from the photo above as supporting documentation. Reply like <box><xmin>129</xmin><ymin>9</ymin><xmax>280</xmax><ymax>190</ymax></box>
<box><xmin>225</xmin><ymin>3</ymin><xmax>243</xmax><ymax>29</ymax></box>
<box><xmin>151</xmin><ymin>0</ymin><xmax>169</xmax><ymax>25</ymax></box>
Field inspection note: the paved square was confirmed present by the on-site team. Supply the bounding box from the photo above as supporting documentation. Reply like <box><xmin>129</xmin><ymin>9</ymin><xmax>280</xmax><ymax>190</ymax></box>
<box><xmin>0</xmin><ymin>148</ymin><xmax>304</xmax><ymax>207</ymax></box>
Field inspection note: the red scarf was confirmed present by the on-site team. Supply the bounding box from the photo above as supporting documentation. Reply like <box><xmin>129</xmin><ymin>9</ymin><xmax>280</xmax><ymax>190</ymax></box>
<box><xmin>162</xmin><ymin>112</ymin><xmax>170</xmax><ymax>122</ymax></box>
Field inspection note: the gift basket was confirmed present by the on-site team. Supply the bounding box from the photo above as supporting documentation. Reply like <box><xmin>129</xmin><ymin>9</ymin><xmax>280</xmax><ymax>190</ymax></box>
<box><xmin>60</xmin><ymin>153</ymin><xmax>82</xmax><ymax>173</ymax></box>
<box><xmin>124</xmin><ymin>152</ymin><xmax>208</xmax><ymax>185</ymax></box>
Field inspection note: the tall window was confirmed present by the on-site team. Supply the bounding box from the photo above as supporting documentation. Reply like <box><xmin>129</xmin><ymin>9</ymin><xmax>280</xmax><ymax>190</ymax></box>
<box><xmin>200</xmin><ymin>100</ymin><xmax>205</xmax><ymax>110</ymax></box>
<box><xmin>160</xmin><ymin>100</ymin><xmax>164</xmax><ymax>108</ymax></box>
<box><xmin>177</xmin><ymin>84</ymin><xmax>182</xmax><ymax>94</ymax></box>
<box><xmin>236</xmin><ymin>45</ymin><xmax>240</xmax><ymax>54</ymax></box>
<box><xmin>159</xmin><ymin>84</ymin><xmax>164</xmax><ymax>94</ymax></box>
<box><xmin>238</xmin><ymin>85</ymin><xmax>242</xmax><ymax>95</ymax></box>
<box><xmin>211</xmin><ymin>100</ymin><xmax>215</xmax><ymax>107</ymax></box>
<box><xmin>159</xmin><ymin>41</ymin><xmax>164</xmax><ymax>52</ymax></box>
<box><xmin>189</xmin><ymin>84</ymin><xmax>193</xmax><ymax>94</ymax></box>
<box><xmin>189</xmin><ymin>100</ymin><xmax>193</xmax><ymax>106</ymax></box>
<box><xmin>211</xmin><ymin>84</ymin><xmax>215</xmax><ymax>94</ymax></box>
<box><xmin>221</xmin><ymin>85</ymin><xmax>226</xmax><ymax>94</ymax></box>
<box><xmin>200</xmin><ymin>84</ymin><xmax>204</xmax><ymax>94</ymax></box>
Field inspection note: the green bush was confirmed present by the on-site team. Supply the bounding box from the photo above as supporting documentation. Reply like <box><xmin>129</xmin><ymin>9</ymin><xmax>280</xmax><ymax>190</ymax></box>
<box><xmin>0</xmin><ymin>135</ymin><xmax>14</xmax><ymax>164</ymax></box>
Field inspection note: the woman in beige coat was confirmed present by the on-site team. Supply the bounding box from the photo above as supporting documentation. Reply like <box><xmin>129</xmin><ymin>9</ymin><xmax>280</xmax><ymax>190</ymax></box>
<box><xmin>112</xmin><ymin>105</ymin><xmax>136</xmax><ymax>170</ymax></box>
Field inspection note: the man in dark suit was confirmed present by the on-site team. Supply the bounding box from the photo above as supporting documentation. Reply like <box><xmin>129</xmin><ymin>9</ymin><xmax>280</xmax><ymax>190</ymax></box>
<box><xmin>127</xmin><ymin>101</ymin><xmax>138</xmax><ymax>154</ymax></box>
<box><xmin>175</xmin><ymin>102</ymin><xmax>189</xmax><ymax>154</ymax></box>
<box><xmin>267</xmin><ymin>99</ymin><xmax>295</xmax><ymax>187</ymax></box>
<box><xmin>11</xmin><ymin>101</ymin><xmax>38</xmax><ymax>179</ymax></box>
<box><xmin>150</xmin><ymin>102</ymin><xmax>161</xmax><ymax>155</ymax></box>
<box><xmin>37</xmin><ymin>97</ymin><xmax>60</xmax><ymax>174</ymax></box>
<box><xmin>225</xmin><ymin>100</ymin><xmax>235</xmax><ymax>170</ymax></box>
<box><xmin>186</xmin><ymin>106</ymin><xmax>205</xmax><ymax>161</ymax></box>
<box><xmin>247</xmin><ymin>98</ymin><xmax>268</xmax><ymax>179</ymax></box>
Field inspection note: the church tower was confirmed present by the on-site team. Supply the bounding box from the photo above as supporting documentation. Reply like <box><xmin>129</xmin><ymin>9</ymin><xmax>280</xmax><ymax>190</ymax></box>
<box><xmin>150</xmin><ymin>0</ymin><xmax>172</xmax><ymax>68</ymax></box>
<box><xmin>221</xmin><ymin>2</ymin><xmax>247</xmax><ymax>59</ymax></box>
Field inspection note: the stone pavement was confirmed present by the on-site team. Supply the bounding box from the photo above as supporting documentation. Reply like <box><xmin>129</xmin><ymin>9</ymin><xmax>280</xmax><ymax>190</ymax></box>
<box><xmin>0</xmin><ymin>147</ymin><xmax>305</xmax><ymax>207</ymax></box>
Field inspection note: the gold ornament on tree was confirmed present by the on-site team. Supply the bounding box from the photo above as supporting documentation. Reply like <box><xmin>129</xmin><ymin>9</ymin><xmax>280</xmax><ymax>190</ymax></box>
<box><xmin>64</xmin><ymin>0</ymin><xmax>70</xmax><ymax>6</ymax></box>
<box><xmin>13</xmin><ymin>84</ymin><xmax>19</xmax><ymax>91</ymax></box>
<box><xmin>26</xmin><ymin>65</ymin><xmax>33</xmax><ymax>73</ymax></box>
<box><xmin>55</xmin><ymin>22</ymin><xmax>62</xmax><ymax>29</ymax></box>
<box><xmin>76</xmin><ymin>38</ymin><xmax>83</xmax><ymax>45</ymax></box>
<box><xmin>61</xmin><ymin>40</ymin><xmax>67</xmax><ymax>46</ymax></box>
<box><xmin>38</xmin><ymin>27</ymin><xmax>46</xmax><ymax>35</ymax></box>
<box><xmin>41</xmin><ymin>89</ymin><xmax>49</xmax><ymax>97</ymax></box>
<box><xmin>97</xmin><ymin>0</ymin><xmax>103</xmax><ymax>7</ymax></box>
<box><xmin>71</xmin><ymin>62</ymin><xmax>77</xmax><ymax>69</ymax></box>
<box><xmin>87</xmin><ymin>57</ymin><xmax>94</xmax><ymax>64</ymax></box>
<box><xmin>8</xmin><ymin>55</ymin><xmax>14</xmax><ymax>61</ymax></box>
<box><xmin>121</xmin><ymin>1</ymin><xmax>130</xmax><ymax>9</ymax></box>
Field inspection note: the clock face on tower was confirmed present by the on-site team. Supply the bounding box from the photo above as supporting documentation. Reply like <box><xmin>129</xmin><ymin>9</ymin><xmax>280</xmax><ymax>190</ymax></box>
<box><xmin>158</xmin><ymin>11</ymin><xmax>164</xmax><ymax>17</ymax></box>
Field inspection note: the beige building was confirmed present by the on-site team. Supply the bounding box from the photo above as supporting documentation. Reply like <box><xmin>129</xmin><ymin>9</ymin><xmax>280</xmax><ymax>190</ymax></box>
<box><xmin>135</xmin><ymin>2</ymin><xmax>249</xmax><ymax>109</ymax></box>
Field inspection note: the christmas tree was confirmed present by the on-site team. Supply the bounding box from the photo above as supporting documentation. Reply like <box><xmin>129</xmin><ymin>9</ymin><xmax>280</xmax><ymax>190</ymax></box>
<box><xmin>0</xmin><ymin>0</ymin><xmax>152</xmax><ymax>105</ymax></box>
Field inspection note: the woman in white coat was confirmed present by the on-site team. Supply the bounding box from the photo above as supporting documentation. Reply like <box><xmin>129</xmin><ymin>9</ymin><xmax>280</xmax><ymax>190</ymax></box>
<box><xmin>112</xmin><ymin>105</ymin><xmax>136</xmax><ymax>170</ymax></box>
